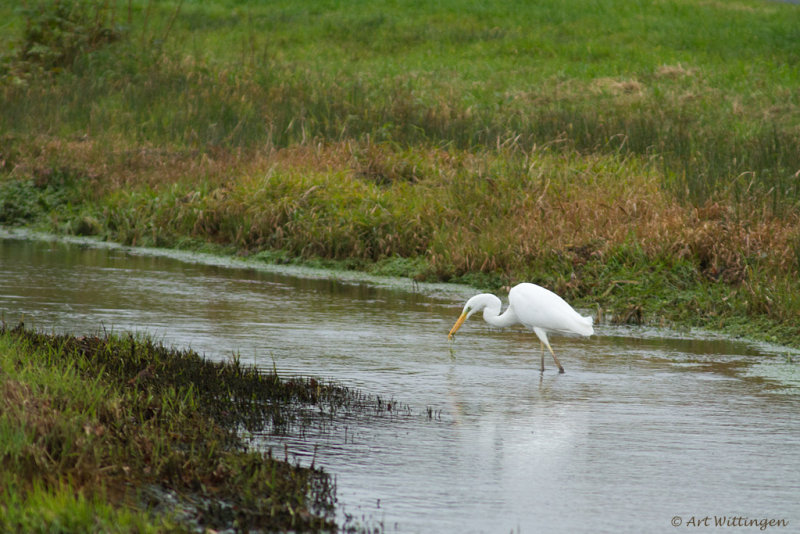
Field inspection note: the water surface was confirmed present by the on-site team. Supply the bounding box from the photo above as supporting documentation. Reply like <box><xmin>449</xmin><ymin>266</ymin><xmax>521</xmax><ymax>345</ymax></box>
<box><xmin>2</xmin><ymin>232</ymin><xmax>798</xmax><ymax>533</ymax></box>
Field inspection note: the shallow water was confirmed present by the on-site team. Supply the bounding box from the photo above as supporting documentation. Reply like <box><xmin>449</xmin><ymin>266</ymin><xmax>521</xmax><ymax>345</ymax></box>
<box><xmin>2</xmin><ymin>232</ymin><xmax>799</xmax><ymax>533</ymax></box>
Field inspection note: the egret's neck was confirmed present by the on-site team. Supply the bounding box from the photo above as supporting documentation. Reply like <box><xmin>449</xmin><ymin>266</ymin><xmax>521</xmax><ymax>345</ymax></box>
<box><xmin>482</xmin><ymin>301</ymin><xmax>519</xmax><ymax>329</ymax></box>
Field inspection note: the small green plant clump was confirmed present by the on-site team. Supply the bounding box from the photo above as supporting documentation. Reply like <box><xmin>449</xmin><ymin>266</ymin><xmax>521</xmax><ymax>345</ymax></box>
<box><xmin>1</xmin><ymin>0</ymin><xmax>123</xmax><ymax>84</ymax></box>
<box><xmin>0</xmin><ymin>322</ymin><xmax>366</xmax><ymax>532</ymax></box>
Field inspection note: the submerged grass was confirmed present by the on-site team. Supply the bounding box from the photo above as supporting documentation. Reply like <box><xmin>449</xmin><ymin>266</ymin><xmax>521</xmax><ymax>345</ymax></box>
<box><xmin>1</xmin><ymin>0</ymin><xmax>800</xmax><ymax>346</ymax></box>
<box><xmin>0</xmin><ymin>322</ymin><xmax>383</xmax><ymax>532</ymax></box>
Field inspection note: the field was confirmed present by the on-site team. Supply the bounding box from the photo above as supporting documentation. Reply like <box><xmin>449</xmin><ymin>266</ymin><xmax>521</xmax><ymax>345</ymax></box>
<box><xmin>1</xmin><ymin>3</ymin><xmax>800</xmax><ymax>331</ymax></box>
<box><xmin>2</xmin><ymin>1</ymin><xmax>800</xmax><ymax>332</ymax></box>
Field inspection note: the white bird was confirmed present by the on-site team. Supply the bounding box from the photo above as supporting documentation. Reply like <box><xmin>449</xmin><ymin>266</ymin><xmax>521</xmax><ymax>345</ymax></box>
<box><xmin>447</xmin><ymin>282</ymin><xmax>593</xmax><ymax>373</ymax></box>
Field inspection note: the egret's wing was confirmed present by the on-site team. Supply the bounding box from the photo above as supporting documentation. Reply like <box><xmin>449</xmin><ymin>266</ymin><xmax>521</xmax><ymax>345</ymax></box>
<box><xmin>509</xmin><ymin>283</ymin><xmax>593</xmax><ymax>336</ymax></box>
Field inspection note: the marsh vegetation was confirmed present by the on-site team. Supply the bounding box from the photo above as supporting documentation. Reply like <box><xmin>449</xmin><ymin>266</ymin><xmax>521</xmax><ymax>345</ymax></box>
<box><xmin>2</xmin><ymin>0</ymin><xmax>799</xmax><ymax>346</ymax></box>
<box><xmin>0</xmin><ymin>323</ymin><xmax>394</xmax><ymax>531</ymax></box>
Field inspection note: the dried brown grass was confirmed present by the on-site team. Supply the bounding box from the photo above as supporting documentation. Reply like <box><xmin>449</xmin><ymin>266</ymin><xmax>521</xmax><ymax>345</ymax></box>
<box><xmin>655</xmin><ymin>64</ymin><xmax>697</xmax><ymax>79</ymax></box>
<box><xmin>6</xmin><ymin>137</ymin><xmax>799</xmax><ymax>287</ymax></box>
<box><xmin>591</xmin><ymin>77</ymin><xmax>644</xmax><ymax>96</ymax></box>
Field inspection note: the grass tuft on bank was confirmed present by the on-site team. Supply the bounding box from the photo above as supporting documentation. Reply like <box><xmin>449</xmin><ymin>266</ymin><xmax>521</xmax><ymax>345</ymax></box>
<box><xmin>0</xmin><ymin>322</ymin><xmax>376</xmax><ymax>532</ymax></box>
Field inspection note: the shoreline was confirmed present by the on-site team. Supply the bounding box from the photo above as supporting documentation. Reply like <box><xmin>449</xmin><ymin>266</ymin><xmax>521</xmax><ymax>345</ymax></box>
<box><xmin>0</xmin><ymin>323</ymin><xmax>380</xmax><ymax>532</ymax></box>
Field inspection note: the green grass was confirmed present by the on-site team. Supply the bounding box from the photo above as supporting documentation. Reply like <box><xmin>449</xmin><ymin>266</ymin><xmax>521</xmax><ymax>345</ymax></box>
<box><xmin>2</xmin><ymin>0</ymin><xmax>800</xmax><ymax>206</ymax></box>
<box><xmin>0</xmin><ymin>323</ymin><xmax>384</xmax><ymax>531</ymax></box>
<box><xmin>0</xmin><ymin>481</ymin><xmax>163</xmax><ymax>534</ymax></box>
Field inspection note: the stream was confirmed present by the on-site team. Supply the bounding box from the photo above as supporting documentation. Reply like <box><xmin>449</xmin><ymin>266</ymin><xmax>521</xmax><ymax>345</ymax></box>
<box><xmin>2</xmin><ymin>231</ymin><xmax>798</xmax><ymax>533</ymax></box>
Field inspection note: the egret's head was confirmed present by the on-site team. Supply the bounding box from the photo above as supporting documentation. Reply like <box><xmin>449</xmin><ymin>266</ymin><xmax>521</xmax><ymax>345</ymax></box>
<box><xmin>447</xmin><ymin>294</ymin><xmax>494</xmax><ymax>340</ymax></box>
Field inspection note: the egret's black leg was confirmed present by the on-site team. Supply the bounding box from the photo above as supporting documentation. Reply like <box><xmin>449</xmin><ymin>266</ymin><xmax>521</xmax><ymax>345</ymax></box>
<box><xmin>539</xmin><ymin>341</ymin><xmax>545</xmax><ymax>373</ymax></box>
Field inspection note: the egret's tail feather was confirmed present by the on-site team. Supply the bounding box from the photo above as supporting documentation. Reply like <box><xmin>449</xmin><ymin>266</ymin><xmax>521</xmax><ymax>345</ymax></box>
<box><xmin>577</xmin><ymin>315</ymin><xmax>594</xmax><ymax>336</ymax></box>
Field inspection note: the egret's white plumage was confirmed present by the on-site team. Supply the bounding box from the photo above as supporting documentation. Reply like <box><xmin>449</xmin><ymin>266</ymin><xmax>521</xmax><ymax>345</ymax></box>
<box><xmin>448</xmin><ymin>282</ymin><xmax>593</xmax><ymax>373</ymax></box>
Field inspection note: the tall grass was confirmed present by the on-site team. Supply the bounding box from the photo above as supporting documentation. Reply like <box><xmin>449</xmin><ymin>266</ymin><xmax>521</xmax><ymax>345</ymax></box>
<box><xmin>2</xmin><ymin>0</ymin><xmax>800</xmax><ymax>209</ymax></box>
<box><xmin>5</xmin><ymin>60</ymin><xmax>800</xmax><ymax>210</ymax></box>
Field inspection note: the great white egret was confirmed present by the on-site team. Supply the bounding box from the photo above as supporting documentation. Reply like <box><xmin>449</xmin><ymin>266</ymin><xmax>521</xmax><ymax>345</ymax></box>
<box><xmin>447</xmin><ymin>282</ymin><xmax>593</xmax><ymax>373</ymax></box>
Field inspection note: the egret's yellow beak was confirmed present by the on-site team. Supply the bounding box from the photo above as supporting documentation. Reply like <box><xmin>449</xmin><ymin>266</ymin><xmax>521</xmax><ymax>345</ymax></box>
<box><xmin>448</xmin><ymin>312</ymin><xmax>468</xmax><ymax>340</ymax></box>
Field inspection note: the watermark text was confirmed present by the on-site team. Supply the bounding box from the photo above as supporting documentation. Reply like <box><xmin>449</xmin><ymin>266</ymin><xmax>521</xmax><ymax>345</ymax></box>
<box><xmin>671</xmin><ymin>515</ymin><xmax>789</xmax><ymax>530</ymax></box>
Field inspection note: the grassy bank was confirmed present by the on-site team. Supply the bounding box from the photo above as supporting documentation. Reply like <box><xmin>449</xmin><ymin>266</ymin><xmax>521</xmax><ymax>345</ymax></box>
<box><xmin>0</xmin><ymin>323</ymin><xmax>375</xmax><ymax>532</ymax></box>
<box><xmin>1</xmin><ymin>0</ymin><xmax>800</xmax><ymax>345</ymax></box>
